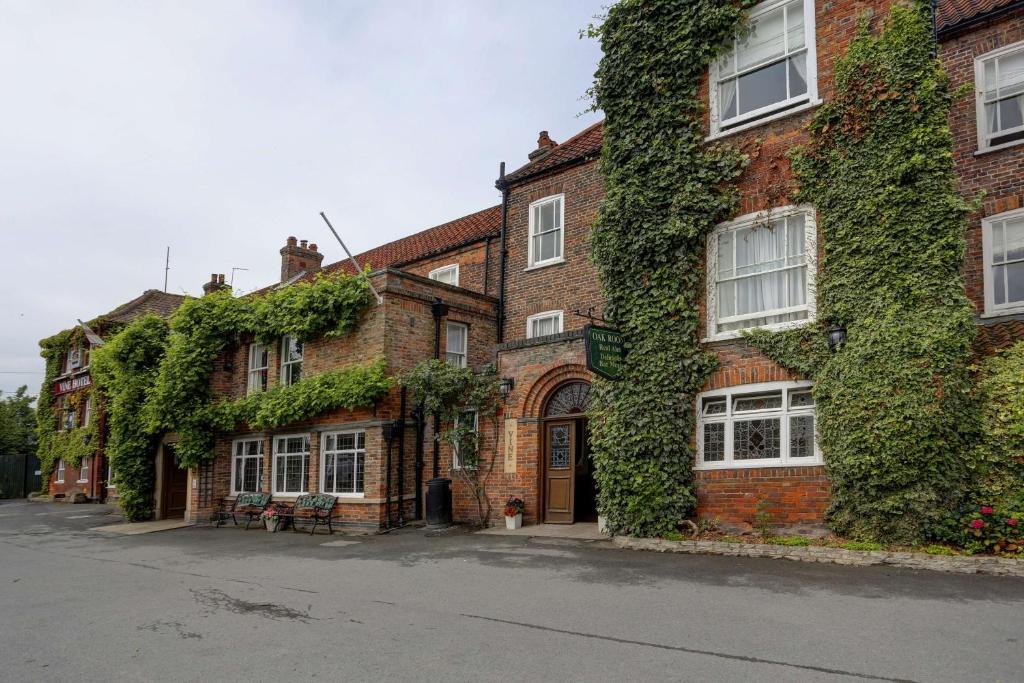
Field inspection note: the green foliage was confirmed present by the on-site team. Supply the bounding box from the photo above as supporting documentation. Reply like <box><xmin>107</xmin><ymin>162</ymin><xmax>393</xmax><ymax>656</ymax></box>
<box><xmin>146</xmin><ymin>271</ymin><xmax>373</xmax><ymax>467</ymax></box>
<box><xmin>0</xmin><ymin>386</ymin><xmax>37</xmax><ymax>458</ymax></box>
<box><xmin>920</xmin><ymin>544</ymin><xmax>957</xmax><ymax>556</ymax></box>
<box><xmin>837</xmin><ymin>540</ymin><xmax>884</xmax><ymax>552</ymax></box>
<box><xmin>586</xmin><ymin>0</ymin><xmax>751</xmax><ymax>537</ymax></box>
<box><xmin>742</xmin><ymin>325</ymin><xmax>829</xmax><ymax>378</ymax></box>
<box><xmin>90</xmin><ymin>315</ymin><xmax>170</xmax><ymax>520</ymax></box>
<box><xmin>745</xmin><ymin>4</ymin><xmax>979</xmax><ymax>544</ymax></box>
<box><xmin>35</xmin><ymin>329</ymin><xmax>73</xmax><ymax>484</ymax></box>
<box><xmin>765</xmin><ymin>535</ymin><xmax>812</xmax><ymax>547</ymax></box>
<box><xmin>972</xmin><ymin>341</ymin><xmax>1024</xmax><ymax>502</ymax></box>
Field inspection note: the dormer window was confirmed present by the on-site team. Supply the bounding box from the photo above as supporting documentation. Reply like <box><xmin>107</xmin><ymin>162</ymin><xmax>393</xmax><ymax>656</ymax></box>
<box><xmin>429</xmin><ymin>264</ymin><xmax>460</xmax><ymax>286</ymax></box>
<box><xmin>66</xmin><ymin>344</ymin><xmax>88</xmax><ymax>372</ymax></box>
<box><xmin>710</xmin><ymin>0</ymin><xmax>818</xmax><ymax>136</ymax></box>
<box><xmin>527</xmin><ymin>195</ymin><xmax>564</xmax><ymax>268</ymax></box>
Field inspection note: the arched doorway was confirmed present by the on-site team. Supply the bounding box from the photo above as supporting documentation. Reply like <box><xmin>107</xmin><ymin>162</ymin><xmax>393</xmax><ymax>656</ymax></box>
<box><xmin>542</xmin><ymin>381</ymin><xmax>596</xmax><ymax>524</ymax></box>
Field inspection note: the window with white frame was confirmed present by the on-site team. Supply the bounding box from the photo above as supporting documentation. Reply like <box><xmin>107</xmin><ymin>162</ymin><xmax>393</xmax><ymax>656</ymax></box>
<box><xmin>429</xmin><ymin>264</ymin><xmax>459</xmax><ymax>286</ymax></box>
<box><xmin>273</xmin><ymin>435</ymin><xmax>309</xmax><ymax>495</ymax></box>
<box><xmin>78</xmin><ymin>456</ymin><xmax>90</xmax><ymax>482</ymax></box>
<box><xmin>106</xmin><ymin>459</ymin><xmax>114</xmax><ymax>488</ymax></box>
<box><xmin>976</xmin><ymin>42</ymin><xmax>1024</xmax><ymax>152</ymax></box>
<box><xmin>453</xmin><ymin>410</ymin><xmax>478</xmax><ymax>470</ymax></box>
<box><xmin>698</xmin><ymin>382</ymin><xmax>818</xmax><ymax>468</ymax></box>
<box><xmin>983</xmin><ymin>208</ymin><xmax>1024</xmax><ymax>315</ymax></box>
<box><xmin>445</xmin><ymin>321</ymin><xmax>467</xmax><ymax>368</ymax></box>
<box><xmin>61</xmin><ymin>402</ymin><xmax>76</xmax><ymax>432</ymax></box>
<box><xmin>528</xmin><ymin>194</ymin><xmax>564</xmax><ymax>268</ymax></box>
<box><xmin>82</xmin><ymin>396</ymin><xmax>92</xmax><ymax>427</ymax></box>
<box><xmin>232</xmin><ymin>438</ymin><xmax>265</xmax><ymax>494</ymax></box>
<box><xmin>711</xmin><ymin>0</ymin><xmax>817</xmax><ymax>135</ymax></box>
<box><xmin>321</xmin><ymin>431</ymin><xmax>366</xmax><ymax>496</ymax></box>
<box><xmin>527</xmin><ymin>310</ymin><xmax>563</xmax><ymax>339</ymax></box>
<box><xmin>56</xmin><ymin>459</ymin><xmax>65</xmax><ymax>483</ymax></box>
<box><xmin>707</xmin><ymin>206</ymin><xmax>816</xmax><ymax>339</ymax></box>
<box><xmin>247</xmin><ymin>343</ymin><xmax>269</xmax><ymax>394</ymax></box>
<box><xmin>66</xmin><ymin>344</ymin><xmax>88</xmax><ymax>372</ymax></box>
<box><xmin>280</xmin><ymin>335</ymin><xmax>303</xmax><ymax>386</ymax></box>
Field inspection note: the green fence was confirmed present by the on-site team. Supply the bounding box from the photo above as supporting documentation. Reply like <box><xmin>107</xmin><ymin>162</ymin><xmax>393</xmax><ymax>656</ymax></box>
<box><xmin>0</xmin><ymin>453</ymin><xmax>42</xmax><ymax>498</ymax></box>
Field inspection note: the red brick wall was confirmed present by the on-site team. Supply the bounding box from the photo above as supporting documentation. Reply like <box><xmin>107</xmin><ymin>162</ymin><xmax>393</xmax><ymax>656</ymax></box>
<box><xmin>400</xmin><ymin>238</ymin><xmax>497</xmax><ymax>296</ymax></box>
<box><xmin>694</xmin><ymin>466</ymin><xmax>830</xmax><ymax>528</ymax></box>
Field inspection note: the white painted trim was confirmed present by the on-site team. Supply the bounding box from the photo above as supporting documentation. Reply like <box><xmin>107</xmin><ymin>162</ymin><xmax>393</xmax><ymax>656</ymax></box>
<box><xmin>230</xmin><ymin>436</ymin><xmax>265</xmax><ymax>495</ymax></box>
<box><xmin>974</xmin><ymin>40</ymin><xmax>1024</xmax><ymax>153</ymax></box>
<box><xmin>445</xmin><ymin>321</ymin><xmax>468</xmax><ymax>368</ymax></box>
<box><xmin>280</xmin><ymin>335</ymin><xmax>303</xmax><ymax>386</ymax></box>
<box><xmin>709</xmin><ymin>0</ymin><xmax>819</xmax><ymax>138</ymax></box>
<box><xmin>705</xmin><ymin>205</ymin><xmax>818</xmax><ymax>342</ymax></box>
<box><xmin>527</xmin><ymin>194</ymin><xmax>565</xmax><ymax>269</ymax></box>
<box><xmin>271</xmin><ymin>432</ymin><xmax>311</xmax><ymax>496</ymax></box>
<box><xmin>982</xmin><ymin>207</ymin><xmax>1024</xmax><ymax>316</ymax></box>
<box><xmin>526</xmin><ymin>310</ymin><xmax>564</xmax><ymax>339</ymax></box>
<box><xmin>523</xmin><ymin>257</ymin><xmax>566</xmax><ymax>272</ymax></box>
<box><xmin>695</xmin><ymin>380</ymin><xmax>821</xmax><ymax>470</ymax></box>
<box><xmin>247</xmin><ymin>342</ymin><xmax>268</xmax><ymax>395</ymax></box>
<box><xmin>55</xmin><ymin>459</ymin><xmax>65</xmax><ymax>484</ymax></box>
<box><xmin>319</xmin><ymin>429</ymin><xmax>367</xmax><ymax>497</ymax></box>
<box><xmin>428</xmin><ymin>263</ymin><xmax>460</xmax><ymax>286</ymax></box>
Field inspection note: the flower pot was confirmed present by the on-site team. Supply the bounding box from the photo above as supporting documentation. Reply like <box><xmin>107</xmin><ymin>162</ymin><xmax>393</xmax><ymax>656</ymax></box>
<box><xmin>505</xmin><ymin>513</ymin><xmax>522</xmax><ymax>530</ymax></box>
<box><xmin>265</xmin><ymin>518</ymin><xmax>277</xmax><ymax>532</ymax></box>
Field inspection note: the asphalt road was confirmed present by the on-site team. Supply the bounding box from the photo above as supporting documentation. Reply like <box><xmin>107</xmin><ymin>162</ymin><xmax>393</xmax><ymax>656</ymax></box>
<box><xmin>0</xmin><ymin>499</ymin><xmax>1021</xmax><ymax>683</ymax></box>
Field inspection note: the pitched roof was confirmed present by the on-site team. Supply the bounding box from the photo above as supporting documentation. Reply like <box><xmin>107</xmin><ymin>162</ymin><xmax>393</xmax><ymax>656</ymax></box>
<box><xmin>503</xmin><ymin>121</ymin><xmax>604</xmax><ymax>186</ymax></box>
<box><xmin>328</xmin><ymin>205</ymin><xmax>502</xmax><ymax>275</ymax></box>
<box><xmin>937</xmin><ymin>0</ymin><xmax>1022</xmax><ymax>32</ymax></box>
<box><xmin>100</xmin><ymin>290</ymin><xmax>185</xmax><ymax>324</ymax></box>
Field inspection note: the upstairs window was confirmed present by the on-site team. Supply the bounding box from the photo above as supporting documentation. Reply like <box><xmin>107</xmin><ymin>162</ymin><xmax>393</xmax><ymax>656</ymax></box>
<box><xmin>247</xmin><ymin>343</ymin><xmax>269</xmax><ymax>394</ymax></box>
<box><xmin>527</xmin><ymin>310</ymin><xmax>564</xmax><ymax>339</ymax></box>
<box><xmin>429</xmin><ymin>264</ymin><xmax>459</xmax><ymax>286</ymax></box>
<box><xmin>445</xmin><ymin>322</ymin><xmax>468</xmax><ymax>368</ymax></box>
<box><xmin>66</xmin><ymin>344</ymin><xmax>88</xmax><ymax>372</ymax></box>
<box><xmin>62</xmin><ymin>404</ymin><xmax>76</xmax><ymax>432</ymax></box>
<box><xmin>321</xmin><ymin>431</ymin><xmax>366</xmax><ymax>496</ymax></box>
<box><xmin>528</xmin><ymin>195</ymin><xmax>564</xmax><ymax>268</ymax></box>
<box><xmin>280</xmin><ymin>336</ymin><xmax>303</xmax><ymax>386</ymax></box>
<box><xmin>983</xmin><ymin>208</ymin><xmax>1024</xmax><ymax>316</ymax></box>
<box><xmin>712</xmin><ymin>0</ymin><xmax>817</xmax><ymax>135</ymax></box>
<box><xmin>82</xmin><ymin>396</ymin><xmax>92</xmax><ymax>427</ymax></box>
<box><xmin>976</xmin><ymin>42</ymin><xmax>1024</xmax><ymax>152</ymax></box>
<box><xmin>698</xmin><ymin>382</ymin><xmax>819</xmax><ymax>468</ymax></box>
<box><xmin>707</xmin><ymin>206</ymin><xmax>816</xmax><ymax>339</ymax></box>
<box><xmin>232</xmin><ymin>439</ymin><xmax>264</xmax><ymax>494</ymax></box>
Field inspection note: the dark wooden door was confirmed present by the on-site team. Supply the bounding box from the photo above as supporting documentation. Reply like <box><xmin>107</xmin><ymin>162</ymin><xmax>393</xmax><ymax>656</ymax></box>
<box><xmin>163</xmin><ymin>445</ymin><xmax>188</xmax><ymax>519</ymax></box>
<box><xmin>544</xmin><ymin>421</ymin><xmax>575</xmax><ymax>524</ymax></box>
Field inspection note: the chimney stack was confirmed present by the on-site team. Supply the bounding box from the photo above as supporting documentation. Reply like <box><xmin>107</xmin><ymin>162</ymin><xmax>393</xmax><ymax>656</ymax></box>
<box><xmin>280</xmin><ymin>236</ymin><xmax>325</xmax><ymax>282</ymax></box>
<box><xmin>528</xmin><ymin>130</ymin><xmax>557</xmax><ymax>161</ymax></box>
<box><xmin>202</xmin><ymin>273</ymin><xmax>230</xmax><ymax>295</ymax></box>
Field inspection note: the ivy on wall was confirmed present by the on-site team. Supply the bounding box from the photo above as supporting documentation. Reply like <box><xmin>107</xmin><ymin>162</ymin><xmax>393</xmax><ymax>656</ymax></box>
<box><xmin>90</xmin><ymin>315</ymin><xmax>170</xmax><ymax>520</ymax></box>
<box><xmin>747</xmin><ymin>4</ymin><xmax>980</xmax><ymax>544</ymax></box>
<box><xmin>972</xmin><ymin>341</ymin><xmax>1024</xmax><ymax>504</ymax></box>
<box><xmin>585</xmin><ymin>0</ymin><xmax>753</xmax><ymax>537</ymax></box>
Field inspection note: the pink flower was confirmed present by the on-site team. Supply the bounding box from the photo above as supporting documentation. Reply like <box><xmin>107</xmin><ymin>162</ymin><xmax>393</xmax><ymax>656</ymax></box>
<box><xmin>980</xmin><ymin>506</ymin><xmax>994</xmax><ymax>515</ymax></box>
<box><xmin>1008</xmin><ymin>518</ymin><xmax>1019</xmax><ymax>527</ymax></box>
<box><xmin>969</xmin><ymin>519</ymin><xmax>984</xmax><ymax>529</ymax></box>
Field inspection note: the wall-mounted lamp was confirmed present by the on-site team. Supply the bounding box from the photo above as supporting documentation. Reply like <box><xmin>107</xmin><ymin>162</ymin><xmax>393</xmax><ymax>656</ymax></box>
<box><xmin>827</xmin><ymin>324</ymin><xmax>847</xmax><ymax>353</ymax></box>
<box><xmin>498</xmin><ymin>377</ymin><xmax>515</xmax><ymax>398</ymax></box>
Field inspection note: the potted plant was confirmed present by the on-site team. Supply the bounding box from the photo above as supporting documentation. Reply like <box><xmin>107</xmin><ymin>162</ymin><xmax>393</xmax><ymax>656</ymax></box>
<box><xmin>504</xmin><ymin>496</ymin><xmax>524</xmax><ymax>530</ymax></box>
<box><xmin>260</xmin><ymin>504</ymin><xmax>282</xmax><ymax>532</ymax></box>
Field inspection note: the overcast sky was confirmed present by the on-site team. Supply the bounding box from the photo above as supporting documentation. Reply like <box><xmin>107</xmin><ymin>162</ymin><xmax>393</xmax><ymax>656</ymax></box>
<box><xmin>0</xmin><ymin>0</ymin><xmax>606</xmax><ymax>398</ymax></box>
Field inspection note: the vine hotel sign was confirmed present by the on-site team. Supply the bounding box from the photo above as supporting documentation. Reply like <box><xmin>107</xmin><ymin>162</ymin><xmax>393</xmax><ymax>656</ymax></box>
<box><xmin>54</xmin><ymin>374</ymin><xmax>91</xmax><ymax>396</ymax></box>
<box><xmin>584</xmin><ymin>325</ymin><xmax>623</xmax><ymax>380</ymax></box>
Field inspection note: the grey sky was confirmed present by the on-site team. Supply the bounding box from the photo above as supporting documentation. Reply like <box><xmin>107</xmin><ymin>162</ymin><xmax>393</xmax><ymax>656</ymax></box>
<box><xmin>0</xmin><ymin>0</ymin><xmax>605</xmax><ymax>398</ymax></box>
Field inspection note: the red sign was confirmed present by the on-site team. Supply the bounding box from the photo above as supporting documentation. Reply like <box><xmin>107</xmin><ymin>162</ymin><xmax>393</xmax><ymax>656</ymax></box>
<box><xmin>54</xmin><ymin>374</ymin><xmax>91</xmax><ymax>396</ymax></box>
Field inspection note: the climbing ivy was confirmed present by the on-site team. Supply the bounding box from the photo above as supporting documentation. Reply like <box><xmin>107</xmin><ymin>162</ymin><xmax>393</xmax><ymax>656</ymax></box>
<box><xmin>746</xmin><ymin>4</ymin><xmax>979</xmax><ymax>544</ymax></box>
<box><xmin>972</xmin><ymin>341</ymin><xmax>1024</xmax><ymax>504</ymax></box>
<box><xmin>585</xmin><ymin>0</ymin><xmax>752</xmax><ymax>537</ymax></box>
<box><xmin>90</xmin><ymin>315</ymin><xmax>170</xmax><ymax>520</ymax></box>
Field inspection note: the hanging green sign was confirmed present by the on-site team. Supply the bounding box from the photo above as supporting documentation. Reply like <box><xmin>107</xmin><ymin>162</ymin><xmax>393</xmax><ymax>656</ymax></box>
<box><xmin>585</xmin><ymin>325</ymin><xmax>624</xmax><ymax>380</ymax></box>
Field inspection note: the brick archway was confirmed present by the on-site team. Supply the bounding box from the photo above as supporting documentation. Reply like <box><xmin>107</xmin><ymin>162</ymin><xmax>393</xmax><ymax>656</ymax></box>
<box><xmin>521</xmin><ymin>364</ymin><xmax>593</xmax><ymax>418</ymax></box>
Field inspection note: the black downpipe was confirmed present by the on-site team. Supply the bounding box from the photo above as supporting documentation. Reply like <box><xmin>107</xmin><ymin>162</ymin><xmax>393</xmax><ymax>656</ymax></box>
<box><xmin>431</xmin><ymin>298</ymin><xmax>449</xmax><ymax>479</ymax></box>
<box><xmin>396</xmin><ymin>387</ymin><xmax>407</xmax><ymax>525</ymax></box>
<box><xmin>495</xmin><ymin>162</ymin><xmax>509</xmax><ymax>343</ymax></box>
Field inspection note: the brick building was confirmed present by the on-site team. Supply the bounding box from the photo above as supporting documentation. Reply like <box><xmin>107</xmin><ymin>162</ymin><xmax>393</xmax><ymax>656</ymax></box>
<box><xmin>44</xmin><ymin>290</ymin><xmax>184</xmax><ymax>505</ymax></box>
<box><xmin>59</xmin><ymin>0</ymin><xmax>1020</xmax><ymax>532</ymax></box>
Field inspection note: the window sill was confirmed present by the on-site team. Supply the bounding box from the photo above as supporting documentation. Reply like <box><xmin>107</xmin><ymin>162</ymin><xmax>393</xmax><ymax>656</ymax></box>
<box><xmin>524</xmin><ymin>258</ymin><xmax>566</xmax><ymax>272</ymax></box>
<box><xmin>707</xmin><ymin>99</ymin><xmax>822</xmax><ymax>142</ymax></box>
<box><xmin>55</xmin><ymin>481</ymin><xmax>65</xmax><ymax>485</ymax></box>
<box><xmin>974</xmin><ymin>139</ymin><xmax>1024</xmax><ymax>156</ymax></box>
<box><xmin>980</xmin><ymin>306</ymin><xmax>1024</xmax><ymax>319</ymax></box>
<box><xmin>703</xmin><ymin>317</ymin><xmax>813</xmax><ymax>344</ymax></box>
<box><xmin>76</xmin><ymin>479</ymin><xmax>89</xmax><ymax>484</ymax></box>
<box><xmin>695</xmin><ymin>460</ymin><xmax>823</xmax><ymax>471</ymax></box>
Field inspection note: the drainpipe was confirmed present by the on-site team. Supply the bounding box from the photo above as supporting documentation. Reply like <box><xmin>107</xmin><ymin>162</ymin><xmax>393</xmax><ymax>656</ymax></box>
<box><xmin>431</xmin><ymin>298</ymin><xmax>449</xmax><ymax>479</ymax></box>
<box><xmin>396</xmin><ymin>387</ymin><xmax>407</xmax><ymax>526</ymax></box>
<box><xmin>495</xmin><ymin>162</ymin><xmax>509</xmax><ymax>343</ymax></box>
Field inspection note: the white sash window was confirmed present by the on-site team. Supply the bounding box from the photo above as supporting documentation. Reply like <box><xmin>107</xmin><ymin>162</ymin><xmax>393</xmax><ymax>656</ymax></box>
<box><xmin>976</xmin><ymin>41</ymin><xmax>1024</xmax><ymax>152</ymax></box>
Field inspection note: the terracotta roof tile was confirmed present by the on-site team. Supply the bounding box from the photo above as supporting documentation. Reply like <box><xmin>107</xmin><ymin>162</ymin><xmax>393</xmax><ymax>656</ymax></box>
<box><xmin>974</xmin><ymin>318</ymin><xmax>1024</xmax><ymax>356</ymax></box>
<box><xmin>101</xmin><ymin>290</ymin><xmax>185</xmax><ymax>324</ymax></box>
<box><xmin>503</xmin><ymin>121</ymin><xmax>604</xmax><ymax>185</ymax></box>
<box><xmin>937</xmin><ymin>0</ymin><xmax>1022</xmax><ymax>32</ymax></box>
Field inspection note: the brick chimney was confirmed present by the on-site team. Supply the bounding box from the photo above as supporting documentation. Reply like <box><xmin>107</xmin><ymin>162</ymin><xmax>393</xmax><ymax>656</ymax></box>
<box><xmin>202</xmin><ymin>273</ymin><xmax>230</xmax><ymax>295</ymax></box>
<box><xmin>280</xmin><ymin>236</ymin><xmax>324</xmax><ymax>282</ymax></box>
<box><xmin>528</xmin><ymin>130</ymin><xmax>558</xmax><ymax>161</ymax></box>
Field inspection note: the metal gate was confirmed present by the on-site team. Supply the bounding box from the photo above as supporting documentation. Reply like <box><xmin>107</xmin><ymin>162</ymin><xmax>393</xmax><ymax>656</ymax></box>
<box><xmin>0</xmin><ymin>453</ymin><xmax>42</xmax><ymax>499</ymax></box>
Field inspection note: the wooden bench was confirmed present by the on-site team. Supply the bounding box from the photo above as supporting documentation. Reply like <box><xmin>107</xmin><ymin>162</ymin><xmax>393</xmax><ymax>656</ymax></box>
<box><xmin>212</xmin><ymin>492</ymin><xmax>272</xmax><ymax>529</ymax></box>
<box><xmin>274</xmin><ymin>494</ymin><xmax>337</xmax><ymax>535</ymax></box>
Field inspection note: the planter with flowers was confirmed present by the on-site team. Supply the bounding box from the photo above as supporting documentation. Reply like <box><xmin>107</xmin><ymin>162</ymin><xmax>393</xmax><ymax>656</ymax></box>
<box><xmin>504</xmin><ymin>497</ymin><xmax>524</xmax><ymax>530</ymax></box>
<box><xmin>261</xmin><ymin>504</ymin><xmax>285</xmax><ymax>532</ymax></box>
<box><xmin>961</xmin><ymin>503</ymin><xmax>1023</xmax><ymax>556</ymax></box>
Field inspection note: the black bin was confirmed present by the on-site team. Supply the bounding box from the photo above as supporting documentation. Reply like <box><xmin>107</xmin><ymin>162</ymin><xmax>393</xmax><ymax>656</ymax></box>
<box><xmin>426</xmin><ymin>477</ymin><xmax>452</xmax><ymax>527</ymax></box>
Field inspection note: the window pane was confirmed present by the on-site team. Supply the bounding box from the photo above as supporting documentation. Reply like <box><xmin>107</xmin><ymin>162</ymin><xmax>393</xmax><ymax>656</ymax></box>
<box><xmin>446</xmin><ymin>324</ymin><xmax>466</xmax><ymax>354</ymax></box>
<box><xmin>734</xmin><ymin>418</ymin><xmax>781</xmax><ymax>459</ymax></box>
<box><xmin>337</xmin><ymin>453</ymin><xmax>355</xmax><ymax>493</ymax></box>
<box><xmin>994</xmin><ymin>264</ymin><xmax>1007</xmax><ymax>305</ymax></box>
<box><xmin>540</xmin><ymin>201</ymin><xmax>555</xmax><ymax>231</ymax></box>
<box><xmin>734</xmin><ymin>393</ymin><xmax>783</xmax><ymax>412</ymax></box>
<box><xmin>790</xmin><ymin>415</ymin><xmax>815</xmax><ymax>458</ymax></box>
<box><xmin>720</xmin><ymin>78</ymin><xmax>738</xmax><ymax>120</ymax></box>
<box><xmin>737</xmin><ymin>6</ymin><xmax>785</xmax><ymax>71</ymax></box>
<box><xmin>703</xmin><ymin>422</ymin><xmax>725</xmax><ymax>462</ymax></box>
<box><xmin>785</xmin><ymin>0</ymin><xmax>805</xmax><ymax>50</ymax></box>
<box><xmin>718</xmin><ymin>231</ymin><xmax>734</xmax><ymax>276</ymax></box>
<box><xmin>997</xmin><ymin>51</ymin><xmax>1024</xmax><ymax>95</ymax></box>
<box><xmin>1005</xmin><ymin>217</ymin><xmax>1024</xmax><ymax>261</ymax></box>
<box><xmin>736</xmin><ymin>224</ymin><xmax>785</xmax><ymax>275</ymax></box>
<box><xmin>789</xmin><ymin>390</ymin><xmax>814</xmax><ymax>408</ymax></box>
<box><xmin>718</xmin><ymin>280</ymin><xmax>736</xmax><ymax>319</ymax></box>
<box><xmin>998</xmin><ymin>94</ymin><xmax>1024</xmax><ymax>132</ymax></box>
<box><xmin>324</xmin><ymin>453</ymin><xmax>335</xmax><ymax>492</ymax></box>
<box><xmin>235</xmin><ymin>458</ymin><xmax>243</xmax><ymax>488</ymax></box>
<box><xmin>788</xmin><ymin>54</ymin><xmax>807</xmax><ymax>97</ymax></box>
<box><xmin>540</xmin><ymin>230</ymin><xmax>557</xmax><ymax>262</ymax></box>
<box><xmin>1007</xmin><ymin>261</ymin><xmax>1024</xmax><ymax>304</ymax></box>
<box><xmin>738</xmin><ymin>60</ymin><xmax>788</xmax><ymax>115</ymax></box>
<box><xmin>984</xmin><ymin>58</ymin><xmax>998</xmax><ymax>101</ymax></box>
<box><xmin>703</xmin><ymin>397</ymin><xmax>727</xmax><ymax>415</ymax></box>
